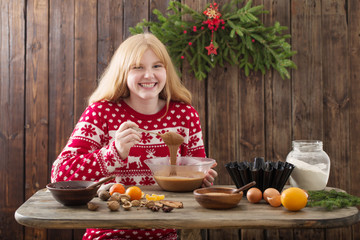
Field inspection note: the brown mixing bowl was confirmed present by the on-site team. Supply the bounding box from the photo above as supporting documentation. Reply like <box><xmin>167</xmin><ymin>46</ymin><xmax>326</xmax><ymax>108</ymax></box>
<box><xmin>193</xmin><ymin>187</ymin><xmax>243</xmax><ymax>209</ymax></box>
<box><xmin>46</xmin><ymin>180</ymin><xmax>100</xmax><ymax>206</ymax></box>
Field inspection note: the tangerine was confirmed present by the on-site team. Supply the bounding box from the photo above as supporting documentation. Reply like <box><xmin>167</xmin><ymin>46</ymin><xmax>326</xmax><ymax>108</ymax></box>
<box><xmin>281</xmin><ymin>187</ymin><xmax>308</xmax><ymax>211</ymax></box>
<box><xmin>125</xmin><ymin>186</ymin><xmax>143</xmax><ymax>201</ymax></box>
<box><xmin>109</xmin><ymin>183</ymin><xmax>125</xmax><ymax>195</ymax></box>
<box><xmin>145</xmin><ymin>193</ymin><xmax>165</xmax><ymax>201</ymax></box>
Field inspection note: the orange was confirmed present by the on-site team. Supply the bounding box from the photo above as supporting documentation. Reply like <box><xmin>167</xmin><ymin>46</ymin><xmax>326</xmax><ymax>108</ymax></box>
<box><xmin>281</xmin><ymin>187</ymin><xmax>308</xmax><ymax>211</ymax></box>
<box><xmin>125</xmin><ymin>186</ymin><xmax>142</xmax><ymax>201</ymax></box>
<box><xmin>109</xmin><ymin>183</ymin><xmax>125</xmax><ymax>195</ymax></box>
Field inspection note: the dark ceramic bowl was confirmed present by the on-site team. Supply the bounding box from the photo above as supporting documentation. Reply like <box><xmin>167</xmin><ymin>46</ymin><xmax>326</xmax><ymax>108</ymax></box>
<box><xmin>46</xmin><ymin>181</ymin><xmax>99</xmax><ymax>206</ymax></box>
<box><xmin>193</xmin><ymin>187</ymin><xmax>243</xmax><ymax>209</ymax></box>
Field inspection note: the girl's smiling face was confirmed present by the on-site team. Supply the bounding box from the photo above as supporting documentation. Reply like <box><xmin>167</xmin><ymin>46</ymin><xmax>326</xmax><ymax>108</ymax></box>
<box><xmin>126</xmin><ymin>49</ymin><xmax>166</xmax><ymax>102</ymax></box>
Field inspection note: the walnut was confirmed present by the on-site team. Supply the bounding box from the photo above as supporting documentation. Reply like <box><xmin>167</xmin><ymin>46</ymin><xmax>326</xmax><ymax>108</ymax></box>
<box><xmin>107</xmin><ymin>201</ymin><xmax>120</xmax><ymax>211</ymax></box>
<box><xmin>109</xmin><ymin>192</ymin><xmax>122</xmax><ymax>202</ymax></box>
<box><xmin>145</xmin><ymin>200</ymin><xmax>155</xmax><ymax>208</ymax></box>
<box><xmin>87</xmin><ymin>202</ymin><xmax>99</xmax><ymax>211</ymax></box>
<box><xmin>131</xmin><ymin>200</ymin><xmax>141</xmax><ymax>207</ymax></box>
<box><xmin>122</xmin><ymin>201</ymin><xmax>132</xmax><ymax>210</ymax></box>
<box><xmin>98</xmin><ymin>190</ymin><xmax>111</xmax><ymax>201</ymax></box>
<box><xmin>120</xmin><ymin>194</ymin><xmax>131</xmax><ymax>204</ymax></box>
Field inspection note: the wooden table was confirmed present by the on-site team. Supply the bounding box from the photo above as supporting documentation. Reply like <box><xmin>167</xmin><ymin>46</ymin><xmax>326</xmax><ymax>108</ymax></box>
<box><xmin>15</xmin><ymin>185</ymin><xmax>359</xmax><ymax>230</ymax></box>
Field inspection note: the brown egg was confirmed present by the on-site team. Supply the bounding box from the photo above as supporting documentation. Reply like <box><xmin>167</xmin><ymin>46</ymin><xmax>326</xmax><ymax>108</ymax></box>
<box><xmin>263</xmin><ymin>188</ymin><xmax>280</xmax><ymax>203</ymax></box>
<box><xmin>246</xmin><ymin>187</ymin><xmax>262</xmax><ymax>203</ymax></box>
<box><xmin>268</xmin><ymin>195</ymin><xmax>282</xmax><ymax>207</ymax></box>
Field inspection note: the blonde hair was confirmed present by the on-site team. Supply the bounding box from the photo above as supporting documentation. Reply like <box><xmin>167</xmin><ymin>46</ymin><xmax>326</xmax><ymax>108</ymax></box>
<box><xmin>88</xmin><ymin>33</ymin><xmax>192</xmax><ymax>109</ymax></box>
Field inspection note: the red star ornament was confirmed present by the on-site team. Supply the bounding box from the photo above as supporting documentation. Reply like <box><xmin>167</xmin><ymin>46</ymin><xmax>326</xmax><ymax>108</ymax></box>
<box><xmin>205</xmin><ymin>42</ymin><xmax>218</xmax><ymax>55</ymax></box>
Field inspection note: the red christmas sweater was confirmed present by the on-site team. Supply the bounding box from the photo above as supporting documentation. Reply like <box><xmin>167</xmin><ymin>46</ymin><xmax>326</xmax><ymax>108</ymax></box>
<box><xmin>51</xmin><ymin>100</ymin><xmax>206</xmax><ymax>240</ymax></box>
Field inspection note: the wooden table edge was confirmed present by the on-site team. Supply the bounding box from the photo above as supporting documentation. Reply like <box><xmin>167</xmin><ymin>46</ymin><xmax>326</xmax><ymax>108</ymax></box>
<box><xmin>15</xmin><ymin>207</ymin><xmax>360</xmax><ymax>230</ymax></box>
<box><xmin>14</xmin><ymin>187</ymin><xmax>360</xmax><ymax>230</ymax></box>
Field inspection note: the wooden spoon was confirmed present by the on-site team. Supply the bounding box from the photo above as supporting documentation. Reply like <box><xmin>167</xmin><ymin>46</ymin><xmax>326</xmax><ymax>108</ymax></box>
<box><xmin>132</xmin><ymin>127</ymin><xmax>161</xmax><ymax>137</ymax></box>
<box><xmin>233</xmin><ymin>181</ymin><xmax>256</xmax><ymax>193</ymax></box>
<box><xmin>86</xmin><ymin>176</ymin><xmax>115</xmax><ymax>189</ymax></box>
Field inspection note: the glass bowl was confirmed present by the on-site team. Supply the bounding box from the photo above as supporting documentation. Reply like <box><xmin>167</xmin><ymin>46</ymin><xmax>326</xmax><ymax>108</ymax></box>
<box><xmin>144</xmin><ymin>157</ymin><xmax>216</xmax><ymax>192</ymax></box>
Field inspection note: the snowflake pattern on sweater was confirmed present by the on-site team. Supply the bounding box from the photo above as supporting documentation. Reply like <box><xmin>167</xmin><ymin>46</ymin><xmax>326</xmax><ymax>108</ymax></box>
<box><xmin>51</xmin><ymin>100</ymin><xmax>206</xmax><ymax>240</ymax></box>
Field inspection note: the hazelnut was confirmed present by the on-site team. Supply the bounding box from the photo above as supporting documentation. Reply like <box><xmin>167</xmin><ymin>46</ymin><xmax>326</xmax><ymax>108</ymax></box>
<box><xmin>98</xmin><ymin>190</ymin><xmax>111</xmax><ymax>201</ymax></box>
<box><xmin>107</xmin><ymin>201</ymin><xmax>120</xmax><ymax>211</ymax></box>
<box><xmin>87</xmin><ymin>202</ymin><xmax>99</xmax><ymax>211</ymax></box>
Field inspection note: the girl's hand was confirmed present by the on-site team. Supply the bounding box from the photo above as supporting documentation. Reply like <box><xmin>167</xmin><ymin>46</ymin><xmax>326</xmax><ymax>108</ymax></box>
<box><xmin>114</xmin><ymin>121</ymin><xmax>142</xmax><ymax>159</ymax></box>
<box><xmin>202</xmin><ymin>162</ymin><xmax>218</xmax><ymax>187</ymax></box>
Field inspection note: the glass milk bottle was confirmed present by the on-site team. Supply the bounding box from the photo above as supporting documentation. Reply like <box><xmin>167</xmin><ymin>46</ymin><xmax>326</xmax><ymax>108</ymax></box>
<box><xmin>286</xmin><ymin>140</ymin><xmax>330</xmax><ymax>190</ymax></box>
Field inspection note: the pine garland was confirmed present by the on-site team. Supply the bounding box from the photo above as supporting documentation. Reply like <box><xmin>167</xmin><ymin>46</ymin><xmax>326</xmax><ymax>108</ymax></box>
<box><xmin>307</xmin><ymin>189</ymin><xmax>360</xmax><ymax>211</ymax></box>
<box><xmin>130</xmin><ymin>0</ymin><xmax>297</xmax><ymax>81</ymax></box>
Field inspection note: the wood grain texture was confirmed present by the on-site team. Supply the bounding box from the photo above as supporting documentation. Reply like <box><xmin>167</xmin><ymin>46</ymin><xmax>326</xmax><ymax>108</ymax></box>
<box><xmin>349</xmin><ymin>0</ymin><xmax>360</xmax><ymax>238</ymax></box>
<box><xmin>291</xmin><ymin>1</ymin><xmax>326</xmax><ymax>239</ymax></box>
<box><xmin>123</xmin><ymin>0</ymin><xmax>148</xmax><ymax>39</ymax></box>
<box><xmin>48</xmin><ymin>1</ymin><xmax>75</xmax><ymax>239</ymax></box>
<box><xmin>15</xmin><ymin>186</ymin><xmax>360</xmax><ymax>230</ymax></box>
<box><xmin>25</xmin><ymin>0</ymin><xmax>49</xmax><ymax>239</ymax></box>
<box><xmin>291</xmin><ymin>0</ymin><xmax>323</xmax><ymax>140</ymax></box>
<box><xmin>263</xmin><ymin>1</ymin><xmax>292</xmax><ymax>239</ymax></box>
<box><xmin>0</xmin><ymin>0</ymin><xmax>25</xmax><ymax>239</ymax></box>
<box><xmin>322</xmin><ymin>1</ymin><xmax>351</xmax><ymax>239</ymax></box>
<box><xmin>97</xmin><ymin>0</ymin><xmax>123</xmax><ymax>80</ymax></box>
<box><xmin>74</xmin><ymin>0</ymin><xmax>97</xmax><ymax>122</ymax></box>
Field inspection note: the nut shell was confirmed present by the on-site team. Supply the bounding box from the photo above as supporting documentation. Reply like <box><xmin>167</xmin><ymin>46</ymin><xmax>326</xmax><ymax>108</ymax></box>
<box><xmin>122</xmin><ymin>201</ymin><xmax>132</xmax><ymax>210</ymax></box>
<box><xmin>98</xmin><ymin>190</ymin><xmax>111</xmax><ymax>201</ymax></box>
<box><xmin>131</xmin><ymin>200</ymin><xmax>141</xmax><ymax>207</ymax></box>
<box><xmin>107</xmin><ymin>201</ymin><xmax>120</xmax><ymax>211</ymax></box>
<box><xmin>109</xmin><ymin>192</ymin><xmax>122</xmax><ymax>202</ymax></box>
<box><xmin>120</xmin><ymin>194</ymin><xmax>131</xmax><ymax>203</ymax></box>
<box><xmin>145</xmin><ymin>200</ymin><xmax>155</xmax><ymax>208</ymax></box>
<box><xmin>87</xmin><ymin>202</ymin><xmax>99</xmax><ymax>211</ymax></box>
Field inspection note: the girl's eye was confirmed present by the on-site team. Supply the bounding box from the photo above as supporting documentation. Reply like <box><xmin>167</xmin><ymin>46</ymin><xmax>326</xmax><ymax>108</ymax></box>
<box><xmin>154</xmin><ymin>64</ymin><xmax>164</xmax><ymax>68</ymax></box>
<box><xmin>132</xmin><ymin>66</ymin><xmax>142</xmax><ymax>70</ymax></box>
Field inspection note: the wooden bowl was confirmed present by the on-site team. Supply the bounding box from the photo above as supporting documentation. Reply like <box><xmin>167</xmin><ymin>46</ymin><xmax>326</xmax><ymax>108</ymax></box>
<box><xmin>46</xmin><ymin>181</ymin><xmax>99</xmax><ymax>206</ymax></box>
<box><xmin>193</xmin><ymin>187</ymin><xmax>243</xmax><ymax>209</ymax></box>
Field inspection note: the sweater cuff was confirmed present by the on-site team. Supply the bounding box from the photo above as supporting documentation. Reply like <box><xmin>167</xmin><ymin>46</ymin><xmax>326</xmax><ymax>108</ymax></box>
<box><xmin>98</xmin><ymin>141</ymin><xmax>128</xmax><ymax>175</ymax></box>
<box><xmin>111</xmin><ymin>141</ymin><xmax>128</xmax><ymax>162</ymax></box>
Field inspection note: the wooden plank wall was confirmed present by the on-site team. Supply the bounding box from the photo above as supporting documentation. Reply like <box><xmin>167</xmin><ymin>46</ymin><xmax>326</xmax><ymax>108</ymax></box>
<box><xmin>1</xmin><ymin>0</ymin><xmax>359</xmax><ymax>239</ymax></box>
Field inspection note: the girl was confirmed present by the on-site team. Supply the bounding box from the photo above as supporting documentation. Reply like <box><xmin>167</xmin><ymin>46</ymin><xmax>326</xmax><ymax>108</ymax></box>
<box><xmin>51</xmin><ymin>33</ymin><xmax>217</xmax><ymax>240</ymax></box>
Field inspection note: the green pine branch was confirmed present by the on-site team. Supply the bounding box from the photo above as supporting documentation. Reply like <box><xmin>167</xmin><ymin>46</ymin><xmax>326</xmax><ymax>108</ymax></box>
<box><xmin>307</xmin><ymin>189</ymin><xmax>360</xmax><ymax>210</ymax></box>
<box><xmin>129</xmin><ymin>0</ymin><xmax>297</xmax><ymax>81</ymax></box>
